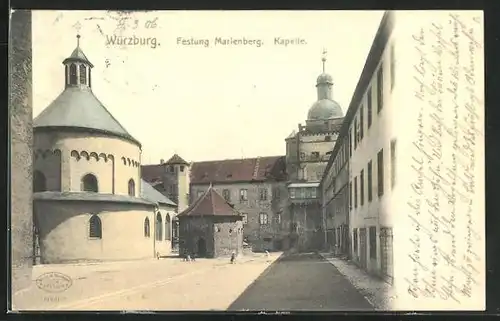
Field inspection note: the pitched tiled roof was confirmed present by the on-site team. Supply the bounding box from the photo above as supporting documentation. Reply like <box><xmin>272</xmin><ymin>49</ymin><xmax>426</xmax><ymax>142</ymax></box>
<box><xmin>141</xmin><ymin>155</ymin><xmax>287</xmax><ymax>185</ymax></box>
<box><xmin>140</xmin><ymin>179</ymin><xmax>176</xmax><ymax>206</ymax></box>
<box><xmin>141</xmin><ymin>164</ymin><xmax>164</xmax><ymax>183</ymax></box>
<box><xmin>177</xmin><ymin>186</ymin><xmax>241</xmax><ymax>217</ymax></box>
<box><xmin>166</xmin><ymin>154</ymin><xmax>189</xmax><ymax>165</ymax></box>
<box><xmin>190</xmin><ymin>156</ymin><xmax>286</xmax><ymax>184</ymax></box>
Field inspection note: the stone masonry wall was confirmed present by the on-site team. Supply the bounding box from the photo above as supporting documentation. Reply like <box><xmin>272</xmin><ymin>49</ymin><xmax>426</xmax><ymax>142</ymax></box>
<box><xmin>178</xmin><ymin>217</ymin><xmax>215</xmax><ymax>258</ymax></box>
<box><xmin>213</xmin><ymin>218</ymin><xmax>243</xmax><ymax>257</ymax></box>
<box><xmin>10</xmin><ymin>10</ymin><xmax>33</xmax><ymax>304</ymax></box>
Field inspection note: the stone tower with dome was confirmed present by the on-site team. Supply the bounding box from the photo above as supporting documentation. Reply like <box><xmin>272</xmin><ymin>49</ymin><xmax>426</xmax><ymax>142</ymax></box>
<box><xmin>284</xmin><ymin>50</ymin><xmax>344</xmax><ymax>252</ymax></box>
<box><xmin>32</xmin><ymin>35</ymin><xmax>177</xmax><ymax>264</ymax></box>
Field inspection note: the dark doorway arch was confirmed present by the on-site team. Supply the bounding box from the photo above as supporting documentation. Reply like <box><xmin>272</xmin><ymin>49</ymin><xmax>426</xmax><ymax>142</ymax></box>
<box><xmin>89</xmin><ymin>214</ymin><xmax>102</xmax><ymax>238</ymax></box>
<box><xmin>33</xmin><ymin>170</ymin><xmax>47</xmax><ymax>192</ymax></box>
<box><xmin>197</xmin><ymin>238</ymin><xmax>207</xmax><ymax>257</ymax></box>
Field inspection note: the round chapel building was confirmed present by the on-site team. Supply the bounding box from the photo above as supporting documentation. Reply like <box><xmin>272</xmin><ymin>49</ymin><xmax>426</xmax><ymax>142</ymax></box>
<box><xmin>32</xmin><ymin>36</ymin><xmax>176</xmax><ymax>264</ymax></box>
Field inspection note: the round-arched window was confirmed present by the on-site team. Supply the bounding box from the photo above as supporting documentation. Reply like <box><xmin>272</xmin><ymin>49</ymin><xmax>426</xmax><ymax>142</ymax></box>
<box><xmin>144</xmin><ymin>217</ymin><xmax>150</xmax><ymax>237</ymax></box>
<box><xmin>128</xmin><ymin>179</ymin><xmax>135</xmax><ymax>196</ymax></box>
<box><xmin>69</xmin><ymin>63</ymin><xmax>77</xmax><ymax>85</ymax></box>
<box><xmin>81</xmin><ymin>174</ymin><xmax>98</xmax><ymax>192</ymax></box>
<box><xmin>155</xmin><ymin>213</ymin><xmax>163</xmax><ymax>241</ymax></box>
<box><xmin>89</xmin><ymin>214</ymin><xmax>102</xmax><ymax>238</ymax></box>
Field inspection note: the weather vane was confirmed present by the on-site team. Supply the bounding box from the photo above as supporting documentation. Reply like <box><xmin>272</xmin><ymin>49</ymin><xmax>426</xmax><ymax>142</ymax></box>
<box><xmin>322</xmin><ymin>48</ymin><xmax>328</xmax><ymax>73</ymax></box>
<box><xmin>73</xmin><ymin>21</ymin><xmax>82</xmax><ymax>47</ymax></box>
<box><xmin>73</xmin><ymin>21</ymin><xmax>82</xmax><ymax>34</ymax></box>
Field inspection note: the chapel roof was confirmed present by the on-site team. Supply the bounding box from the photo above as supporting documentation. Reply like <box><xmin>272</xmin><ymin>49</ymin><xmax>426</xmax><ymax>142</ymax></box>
<box><xmin>33</xmin><ymin>37</ymin><xmax>141</xmax><ymax>147</ymax></box>
<box><xmin>62</xmin><ymin>42</ymin><xmax>94</xmax><ymax>68</ymax></box>
<box><xmin>177</xmin><ymin>185</ymin><xmax>242</xmax><ymax>218</ymax></box>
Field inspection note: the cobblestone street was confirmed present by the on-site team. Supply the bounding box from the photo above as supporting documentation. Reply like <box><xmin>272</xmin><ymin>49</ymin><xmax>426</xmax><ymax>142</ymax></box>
<box><xmin>13</xmin><ymin>252</ymin><xmax>374</xmax><ymax>311</ymax></box>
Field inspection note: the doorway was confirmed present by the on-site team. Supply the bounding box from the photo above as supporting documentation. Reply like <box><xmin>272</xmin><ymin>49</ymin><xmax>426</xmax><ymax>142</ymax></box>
<box><xmin>197</xmin><ymin>237</ymin><xmax>207</xmax><ymax>257</ymax></box>
<box><xmin>380</xmin><ymin>227</ymin><xmax>394</xmax><ymax>284</ymax></box>
<box><xmin>359</xmin><ymin>228</ymin><xmax>367</xmax><ymax>269</ymax></box>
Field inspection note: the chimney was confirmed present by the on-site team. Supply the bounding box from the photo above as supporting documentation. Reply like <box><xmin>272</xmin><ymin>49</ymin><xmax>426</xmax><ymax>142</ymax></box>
<box><xmin>160</xmin><ymin>159</ymin><xmax>164</xmax><ymax>164</ymax></box>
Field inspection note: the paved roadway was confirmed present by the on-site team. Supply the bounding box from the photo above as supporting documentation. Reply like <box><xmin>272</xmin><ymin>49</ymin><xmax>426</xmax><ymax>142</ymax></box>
<box><xmin>228</xmin><ymin>252</ymin><xmax>374</xmax><ymax>311</ymax></box>
<box><xmin>14</xmin><ymin>252</ymin><xmax>373</xmax><ymax>311</ymax></box>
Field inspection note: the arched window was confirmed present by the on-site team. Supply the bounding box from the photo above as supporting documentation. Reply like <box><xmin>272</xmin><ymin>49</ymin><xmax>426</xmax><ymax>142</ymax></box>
<box><xmin>155</xmin><ymin>213</ymin><xmax>163</xmax><ymax>241</ymax></box>
<box><xmin>128</xmin><ymin>179</ymin><xmax>135</xmax><ymax>196</ymax></box>
<box><xmin>33</xmin><ymin>170</ymin><xmax>47</xmax><ymax>192</ymax></box>
<box><xmin>165</xmin><ymin>214</ymin><xmax>171</xmax><ymax>241</ymax></box>
<box><xmin>89</xmin><ymin>215</ymin><xmax>102</xmax><ymax>238</ymax></box>
<box><xmin>81</xmin><ymin>174</ymin><xmax>98</xmax><ymax>192</ymax></box>
<box><xmin>69</xmin><ymin>64</ymin><xmax>77</xmax><ymax>85</ymax></box>
<box><xmin>79</xmin><ymin>65</ymin><xmax>87</xmax><ymax>85</ymax></box>
<box><xmin>144</xmin><ymin>217</ymin><xmax>150</xmax><ymax>237</ymax></box>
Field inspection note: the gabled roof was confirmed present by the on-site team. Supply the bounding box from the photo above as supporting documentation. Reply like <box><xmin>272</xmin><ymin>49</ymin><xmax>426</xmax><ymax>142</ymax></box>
<box><xmin>140</xmin><ymin>179</ymin><xmax>176</xmax><ymax>207</ymax></box>
<box><xmin>33</xmin><ymin>86</ymin><xmax>141</xmax><ymax>147</ymax></box>
<box><xmin>141</xmin><ymin>164</ymin><xmax>164</xmax><ymax>183</ymax></box>
<box><xmin>190</xmin><ymin>156</ymin><xmax>286</xmax><ymax>184</ymax></box>
<box><xmin>177</xmin><ymin>185</ymin><xmax>241</xmax><ymax>218</ymax></box>
<box><xmin>141</xmin><ymin>156</ymin><xmax>287</xmax><ymax>186</ymax></box>
<box><xmin>166</xmin><ymin>154</ymin><xmax>189</xmax><ymax>165</ymax></box>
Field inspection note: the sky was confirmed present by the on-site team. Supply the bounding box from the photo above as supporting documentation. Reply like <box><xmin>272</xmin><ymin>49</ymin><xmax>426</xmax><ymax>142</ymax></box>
<box><xmin>32</xmin><ymin>10</ymin><xmax>384</xmax><ymax>164</ymax></box>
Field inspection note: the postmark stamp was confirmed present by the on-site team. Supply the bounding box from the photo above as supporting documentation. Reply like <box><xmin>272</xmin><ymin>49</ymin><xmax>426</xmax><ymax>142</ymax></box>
<box><xmin>35</xmin><ymin>272</ymin><xmax>73</xmax><ymax>293</ymax></box>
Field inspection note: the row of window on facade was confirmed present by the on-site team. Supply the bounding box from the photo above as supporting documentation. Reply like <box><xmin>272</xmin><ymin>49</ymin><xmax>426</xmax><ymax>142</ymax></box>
<box><xmin>328</xmin><ymin>45</ymin><xmax>396</xmax><ymax>178</ymax></box>
<box><xmin>289</xmin><ymin>187</ymin><xmax>318</xmax><ymax>199</ymax></box>
<box><xmin>166</xmin><ymin>165</ymin><xmax>186</xmax><ymax>173</ymax></box>
<box><xmin>349</xmin><ymin>44</ymin><xmax>396</xmax><ymax>158</ymax></box>
<box><xmin>232</xmin><ymin>212</ymin><xmax>280</xmax><ymax>226</ymax></box>
<box><xmin>33</xmin><ymin>171</ymin><xmax>137</xmax><ymax>196</ymax></box>
<box><xmin>143</xmin><ymin>214</ymin><xmax>173</xmax><ymax>241</ymax></box>
<box><xmin>299</xmin><ymin>151</ymin><xmax>328</xmax><ymax>162</ymax></box>
<box><xmin>84</xmin><ymin>214</ymin><xmax>175</xmax><ymax>241</ymax></box>
<box><xmin>326</xmin><ymin>47</ymin><xmax>397</xmax><ymax>204</ymax></box>
<box><xmin>349</xmin><ymin>141</ymin><xmax>397</xmax><ymax>210</ymax></box>
<box><xmin>196</xmin><ymin>188</ymin><xmax>271</xmax><ymax>204</ymax></box>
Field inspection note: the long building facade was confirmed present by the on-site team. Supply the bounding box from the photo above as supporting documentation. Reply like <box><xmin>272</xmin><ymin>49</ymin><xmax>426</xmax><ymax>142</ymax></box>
<box><xmin>320</xmin><ymin>11</ymin><xmax>485</xmax><ymax>300</ymax></box>
<box><xmin>321</xmin><ymin>11</ymin><xmax>397</xmax><ymax>283</ymax></box>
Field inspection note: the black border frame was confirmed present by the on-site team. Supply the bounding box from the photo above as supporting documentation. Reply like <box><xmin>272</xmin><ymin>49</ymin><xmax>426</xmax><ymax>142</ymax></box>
<box><xmin>3</xmin><ymin>0</ymin><xmax>499</xmax><ymax>319</ymax></box>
